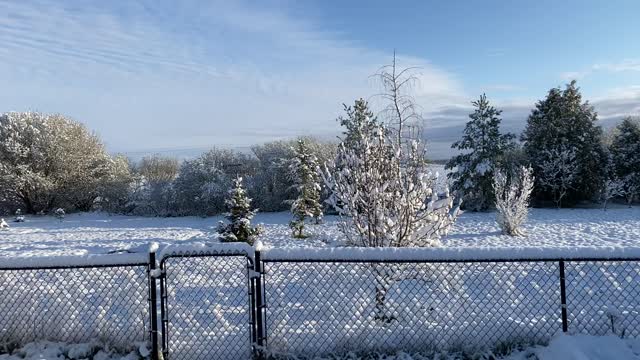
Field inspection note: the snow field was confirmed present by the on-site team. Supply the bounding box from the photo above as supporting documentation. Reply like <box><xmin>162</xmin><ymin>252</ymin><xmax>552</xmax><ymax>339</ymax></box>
<box><xmin>1</xmin><ymin>207</ymin><xmax>640</xmax><ymax>358</ymax></box>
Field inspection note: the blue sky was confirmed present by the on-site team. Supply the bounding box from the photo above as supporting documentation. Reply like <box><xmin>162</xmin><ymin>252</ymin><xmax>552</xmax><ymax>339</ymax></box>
<box><xmin>1</xmin><ymin>0</ymin><xmax>639</xmax><ymax>159</ymax></box>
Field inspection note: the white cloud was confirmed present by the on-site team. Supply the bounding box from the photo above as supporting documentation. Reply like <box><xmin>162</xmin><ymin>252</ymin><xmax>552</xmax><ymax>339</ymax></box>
<box><xmin>562</xmin><ymin>59</ymin><xmax>640</xmax><ymax>80</ymax></box>
<box><xmin>0</xmin><ymin>0</ymin><xmax>464</xmax><ymax>155</ymax></box>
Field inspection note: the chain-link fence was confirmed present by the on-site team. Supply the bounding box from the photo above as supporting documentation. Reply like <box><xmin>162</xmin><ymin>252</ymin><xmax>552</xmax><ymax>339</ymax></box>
<box><xmin>259</xmin><ymin>254</ymin><xmax>640</xmax><ymax>358</ymax></box>
<box><xmin>160</xmin><ymin>248</ymin><xmax>255</xmax><ymax>360</ymax></box>
<box><xmin>0</xmin><ymin>258</ymin><xmax>151</xmax><ymax>352</ymax></box>
<box><xmin>2</xmin><ymin>247</ymin><xmax>639</xmax><ymax>360</ymax></box>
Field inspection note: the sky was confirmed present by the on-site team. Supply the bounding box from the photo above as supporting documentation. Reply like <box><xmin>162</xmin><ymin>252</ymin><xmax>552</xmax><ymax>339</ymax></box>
<box><xmin>1</xmin><ymin>0</ymin><xmax>640</xmax><ymax>159</ymax></box>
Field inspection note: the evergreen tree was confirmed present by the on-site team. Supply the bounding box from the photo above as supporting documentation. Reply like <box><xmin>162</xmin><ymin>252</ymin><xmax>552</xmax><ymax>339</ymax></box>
<box><xmin>446</xmin><ymin>94</ymin><xmax>515</xmax><ymax>211</ymax></box>
<box><xmin>610</xmin><ymin>117</ymin><xmax>640</xmax><ymax>205</ymax></box>
<box><xmin>289</xmin><ymin>139</ymin><xmax>323</xmax><ymax>238</ymax></box>
<box><xmin>521</xmin><ymin>81</ymin><xmax>606</xmax><ymax>205</ymax></box>
<box><xmin>217</xmin><ymin>176</ymin><xmax>261</xmax><ymax>244</ymax></box>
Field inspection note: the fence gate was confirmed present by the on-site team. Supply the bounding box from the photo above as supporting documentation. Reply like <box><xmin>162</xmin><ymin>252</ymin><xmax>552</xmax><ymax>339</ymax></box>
<box><xmin>159</xmin><ymin>247</ymin><xmax>255</xmax><ymax>360</ymax></box>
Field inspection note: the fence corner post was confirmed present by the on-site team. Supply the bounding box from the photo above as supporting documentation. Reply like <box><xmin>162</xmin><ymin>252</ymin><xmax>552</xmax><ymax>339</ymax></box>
<box><xmin>149</xmin><ymin>251</ymin><xmax>160</xmax><ymax>360</ymax></box>
<box><xmin>559</xmin><ymin>260</ymin><xmax>568</xmax><ymax>333</ymax></box>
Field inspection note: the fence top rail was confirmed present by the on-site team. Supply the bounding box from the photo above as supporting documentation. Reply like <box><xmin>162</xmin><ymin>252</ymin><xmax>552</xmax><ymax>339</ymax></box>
<box><xmin>0</xmin><ymin>252</ymin><xmax>149</xmax><ymax>270</ymax></box>
<box><xmin>159</xmin><ymin>242</ymin><xmax>254</xmax><ymax>263</ymax></box>
<box><xmin>260</xmin><ymin>245</ymin><xmax>640</xmax><ymax>263</ymax></box>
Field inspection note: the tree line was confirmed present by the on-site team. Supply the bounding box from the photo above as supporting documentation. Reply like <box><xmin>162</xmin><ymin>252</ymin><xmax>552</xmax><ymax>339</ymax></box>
<box><xmin>447</xmin><ymin>80</ymin><xmax>640</xmax><ymax>210</ymax></box>
<box><xmin>1</xmin><ymin>80</ymin><xmax>638</xmax><ymax>219</ymax></box>
<box><xmin>0</xmin><ymin>113</ymin><xmax>337</xmax><ymax>217</ymax></box>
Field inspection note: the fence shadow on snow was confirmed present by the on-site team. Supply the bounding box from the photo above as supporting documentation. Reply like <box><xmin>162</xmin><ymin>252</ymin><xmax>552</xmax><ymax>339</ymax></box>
<box><xmin>1</xmin><ymin>245</ymin><xmax>640</xmax><ymax>359</ymax></box>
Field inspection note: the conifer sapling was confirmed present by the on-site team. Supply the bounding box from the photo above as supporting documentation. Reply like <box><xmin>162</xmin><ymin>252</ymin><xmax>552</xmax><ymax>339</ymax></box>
<box><xmin>288</xmin><ymin>139</ymin><xmax>323</xmax><ymax>238</ymax></box>
<box><xmin>217</xmin><ymin>176</ymin><xmax>262</xmax><ymax>244</ymax></box>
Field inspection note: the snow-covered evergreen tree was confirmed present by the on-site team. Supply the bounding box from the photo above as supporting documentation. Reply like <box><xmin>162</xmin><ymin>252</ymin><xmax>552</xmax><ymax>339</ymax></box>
<box><xmin>217</xmin><ymin>176</ymin><xmax>261</xmax><ymax>244</ymax></box>
<box><xmin>609</xmin><ymin>117</ymin><xmax>640</xmax><ymax>206</ymax></box>
<box><xmin>446</xmin><ymin>94</ymin><xmax>515</xmax><ymax>211</ymax></box>
<box><xmin>538</xmin><ymin>146</ymin><xmax>579</xmax><ymax>208</ymax></box>
<box><xmin>288</xmin><ymin>139</ymin><xmax>323</xmax><ymax>238</ymax></box>
<box><xmin>521</xmin><ymin>81</ymin><xmax>606</xmax><ymax>205</ymax></box>
<box><xmin>493</xmin><ymin>166</ymin><xmax>534</xmax><ymax>236</ymax></box>
<box><xmin>324</xmin><ymin>99</ymin><xmax>459</xmax><ymax>248</ymax></box>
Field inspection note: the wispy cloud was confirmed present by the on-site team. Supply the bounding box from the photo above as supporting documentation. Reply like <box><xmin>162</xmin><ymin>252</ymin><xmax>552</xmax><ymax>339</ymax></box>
<box><xmin>1</xmin><ymin>1</ymin><xmax>639</xmax><ymax>160</ymax></box>
<box><xmin>0</xmin><ymin>0</ymin><xmax>464</xmax><ymax>153</ymax></box>
<box><xmin>561</xmin><ymin>59</ymin><xmax>640</xmax><ymax>80</ymax></box>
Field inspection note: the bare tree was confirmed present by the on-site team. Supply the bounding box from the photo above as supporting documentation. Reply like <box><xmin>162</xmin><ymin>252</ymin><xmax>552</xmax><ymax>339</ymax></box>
<box><xmin>493</xmin><ymin>166</ymin><xmax>534</xmax><ymax>236</ymax></box>
<box><xmin>372</xmin><ymin>50</ymin><xmax>424</xmax><ymax>148</ymax></box>
<box><xmin>601</xmin><ymin>178</ymin><xmax>624</xmax><ymax>211</ymax></box>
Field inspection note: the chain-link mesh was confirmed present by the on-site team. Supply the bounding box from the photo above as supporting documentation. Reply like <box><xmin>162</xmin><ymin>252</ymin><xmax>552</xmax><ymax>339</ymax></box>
<box><xmin>0</xmin><ymin>264</ymin><xmax>149</xmax><ymax>350</ymax></box>
<box><xmin>161</xmin><ymin>255</ymin><xmax>252</xmax><ymax>360</ymax></box>
<box><xmin>262</xmin><ymin>260</ymin><xmax>561</xmax><ymax>357</ymax></box>
<box><xmin>565</xmin><ymin>260</ymin><xmax>640</xmax><ymax>338</ymax></box>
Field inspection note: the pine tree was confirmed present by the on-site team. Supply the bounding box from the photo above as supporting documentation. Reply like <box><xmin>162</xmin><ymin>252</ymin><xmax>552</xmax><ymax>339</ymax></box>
<box><xmin>446</xmin><ymin>94</ymin><xmax>515</xmax><ymax>211</ymax></box>
<box><xmin>521</xmin><ymin>81</ymin><xmax>606</xmax><ymax>205</ymax></box>
<box><xmin>288</xmin><ymin>139</ymin><xmax>323</xmax><ymax>238</ymax></box>
<box><xmin>610</xmin><ymin>117</ymin><xmax>640</xmax><ymax>205</ymax></box>
<box><xmin>217</xmin><ymin>176</ymin><xmax>261</xmax><ymax>244</ymax></box>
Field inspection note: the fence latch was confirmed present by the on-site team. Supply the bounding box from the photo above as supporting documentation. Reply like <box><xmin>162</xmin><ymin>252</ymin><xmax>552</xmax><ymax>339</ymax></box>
<box><xmin>150</xmin><ymin>268</ymin><xmax>163</xmax><ymax>279</ymax></box>
<box><xmin>248</xmin><ymin>269</ymin><xmax>261</xmax><ymax>279</ymax></box>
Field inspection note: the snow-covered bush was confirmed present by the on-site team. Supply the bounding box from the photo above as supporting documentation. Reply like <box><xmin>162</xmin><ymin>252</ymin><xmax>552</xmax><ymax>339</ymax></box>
<box><xmin>538</xmin><ymin>146</ymin><xmax>579</xmax><ymax>208</ymax></box>
<box><xmin>447</xmin><ymin>94</ymin><xmax>516</xmax><ymax>211</ymax></box>
<box><xmin>288</xmin><ymin>139</ymin><xmax>323</xmax><ymax>238</ymax></box>
<box><xmin>54</xmin><ymin>208</ymin><xmax>66</xmax><ymax>220</ymax></box>
<box><xmin>493</xmin><ymin>166</ymin><xmax>534</xmax><ymax>236</ymax></box>
<box><xmin>127</xmin><ymin>155</ymin><xmax>179</xmax><ymax>216</ymax></box>
<box><xmin>174</xmin><ymin>148</ymin><xmax>258</xmax><ymax>216</ymax></box>
<box><xmin>14</xmin><ymin>209</ymin><xmax>25</xmax><ymax>223</ymax></box>
<box><xmin>217</xmin><ymin>177</ymin><xmax>262</xmax><ymax>244</ymax></box>
<box><xmin>0</xmin><ymin>218</ymin><xmax>8</xmax><ymax>229</ymax></box>
<box><xmin>324</xmin><ymin>99</ymin><xmax>459</xmax><ymax>248</ymax></box>
<box><xmin>251</xmin><ymin>138</ymin><xmax>337</xmax><ymax>213</ymax></box>
<box><xmin>0</xmin><ymin>112</ymin><xmax>133</xmax><ymax>214</ymax></box>
<box><xmin>600</xmin><ymin>178</ymin><xmax>624</xmax><ymax>211</ymax></box>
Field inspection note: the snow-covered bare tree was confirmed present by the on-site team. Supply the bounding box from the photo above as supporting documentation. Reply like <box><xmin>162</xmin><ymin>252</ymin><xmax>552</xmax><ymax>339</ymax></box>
<box><xmin>217</xmin><ymin>176</ymin><xmax>261</xmax><ymax>244</ymax></box>
<box><xmin>0</xmin><ymin>112</ymin><xmax>133</xmax><ymax>213</ymax></box>
<box><xmin>173</xmin><ymin>148</ymin><xmax>258</xmax><ymax>216</ymax></box>
<box><xmin>493</xmin><ymin>166</ymin><xmax>534</xmax><ymax>236</ymax></box>
<box><xmin>446</xmin><ymin>94</ymin><xmax>516</xmax><ymax>211</ymax></box>
<box><xmin>609</xmin><ymin>117</ymin><xmax>640</xmax><ymax>206</ymax></box>
<box><xmin>288</xmin><ymin>139</ymin><xmax>323</xmax><ymax>238</ymax></box>
<box><xmin>129</xmin><ymin>155</ymin><xmax>179</xmax><ymax>216</ymax></box>
<box><xmin>372</xmin><ymin>51</ymin><xmax>423</xmax><ymax>148</ymax></box>
<box><xmin>538</xmin><ymin>146</ymin><xmax>579</xmax><ymax>208</ymax></box>
<box><xmin>324</xmin><ymin>98</ymin><xmax>460</xmax><ymax>323</ymax></box>
<box><xmin>600</xmin><ymin>178</ymin><xmax>624</xmax><ymax>211</ymax></box>
<box><xmin>324</xmin><ymin>99</ymin><xmax>460</xmax><ymax>248</ymax></box>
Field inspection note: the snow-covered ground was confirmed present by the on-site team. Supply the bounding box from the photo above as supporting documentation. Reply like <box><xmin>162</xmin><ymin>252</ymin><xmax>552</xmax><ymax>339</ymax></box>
<box><xmin>2</xmin><ymin>334</ymin><xmax>639</xmax><ymax>360</ymax></box>
<box><xmin>1</xmin><ymin>207</ymin><xmax>639</xmax><ymax>257</ymax></box>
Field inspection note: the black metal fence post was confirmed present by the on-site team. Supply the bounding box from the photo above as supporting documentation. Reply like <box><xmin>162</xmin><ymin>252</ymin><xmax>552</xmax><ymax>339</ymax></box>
<box><xmin>559</xmin><ymin>260</ymin><xmax>568</xmax><ymax>332</ymax></box>
<box><xmin>254</xmin><ymin>250</ymin><xmax>266</xmax><ymax>360</ymax></box>
<box><xmin>159</xmin><ymin>260</ymin><xmax>169</xmax><ymax>360</ymax></box>
<box><xmin>148</xmin><ymin>251</ymin><xmax>159</xmax><ymax>360</ymax></box>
